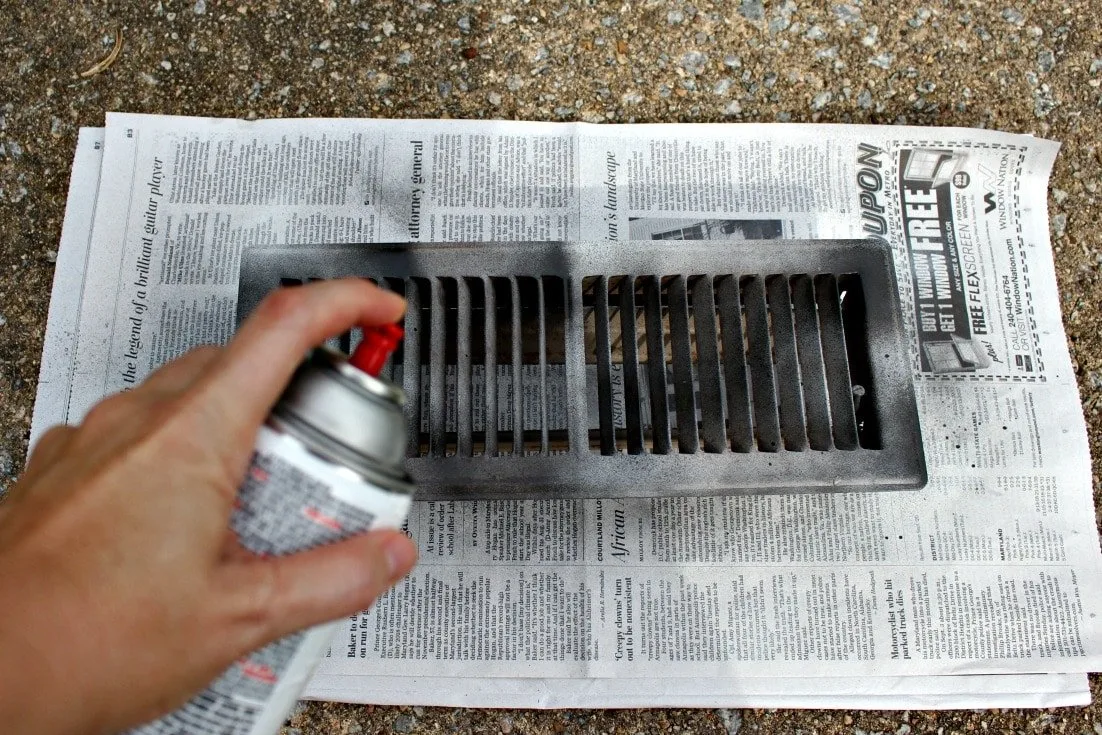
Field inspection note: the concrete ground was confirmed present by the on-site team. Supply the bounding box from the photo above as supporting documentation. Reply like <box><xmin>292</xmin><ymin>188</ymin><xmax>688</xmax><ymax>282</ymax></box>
<box><xmin>1</xmin><ymin>0</ymin><xmax>1100</xmax><ymax>733</ymax></box>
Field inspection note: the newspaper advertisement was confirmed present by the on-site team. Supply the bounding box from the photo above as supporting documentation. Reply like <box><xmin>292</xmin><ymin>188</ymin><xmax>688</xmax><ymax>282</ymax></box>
<box><xmin>35</xmin><ymin>114</ymin><xmax>1101</xmax><ymax>702</ymax></box>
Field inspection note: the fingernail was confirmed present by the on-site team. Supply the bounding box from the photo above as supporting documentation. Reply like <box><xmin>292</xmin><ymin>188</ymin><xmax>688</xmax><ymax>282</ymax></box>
<box><xmin>383</xmin><ymin>535</ymin><xmax>417</xmax><ymax>578</ymax></box>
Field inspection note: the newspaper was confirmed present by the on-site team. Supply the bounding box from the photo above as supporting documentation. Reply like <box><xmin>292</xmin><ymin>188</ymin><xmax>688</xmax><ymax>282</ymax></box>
<box><xmin>305</xmin><ymin>672</ymin><xmax>1092</xmax><ymax>710</ymax></box>
<box><xmin>33</xmin><ymin>115</ymin><xmax>1101</xmax><ymax>706</ymax></box>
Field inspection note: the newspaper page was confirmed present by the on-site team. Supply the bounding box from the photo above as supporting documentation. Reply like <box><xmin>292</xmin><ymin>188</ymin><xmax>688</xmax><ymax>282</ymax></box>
<box><xmin>304</xmin><ymin>672</ymin><xmax>1091</xmax><ymax>709</ymax></box>
<box><xmin>41</xmin><ymin>124</ymin><xmax>1090</xmax><ymax>708</ymax></box>
<box><xmin>40</xmin><ymin>114</ymin><xmax>1102</xmax><ymax>695</ymax></box>
<box><xmin>28</xmin><ymin>127</ymin><xmax>105</xmax><ymax>448</ymax></box>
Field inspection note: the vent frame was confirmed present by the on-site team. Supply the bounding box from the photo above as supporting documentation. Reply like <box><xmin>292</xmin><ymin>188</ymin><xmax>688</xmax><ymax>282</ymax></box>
<box><xmin>238</xmin><ymin>240</ymin><xmax>927</xmax><ymax>500</ymax></box>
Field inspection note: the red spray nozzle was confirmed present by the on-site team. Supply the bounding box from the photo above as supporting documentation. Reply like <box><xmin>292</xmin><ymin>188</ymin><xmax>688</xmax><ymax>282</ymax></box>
<box><xmin>349</xmin><ymin>323</ymin><xmax>404</xmax><ymax>377</ymax></box>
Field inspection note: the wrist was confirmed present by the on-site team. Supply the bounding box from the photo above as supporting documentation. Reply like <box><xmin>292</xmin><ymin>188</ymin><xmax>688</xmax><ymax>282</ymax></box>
<box><xmin>0</xmin><ymin>573</ymin><xmax>102</xmax><ymax>735</ymax></box>
<box><xmin>0</xmin><ymin>625</ymin><xmax>57</xmax><ymax>734</ymax></box>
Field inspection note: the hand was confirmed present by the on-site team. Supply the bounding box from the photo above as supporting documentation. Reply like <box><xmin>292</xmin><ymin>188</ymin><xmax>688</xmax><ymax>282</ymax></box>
<box><xmin>0</xmin><ymin>280</ymin><xmax>418</xmax><ymax>735</ymax></box>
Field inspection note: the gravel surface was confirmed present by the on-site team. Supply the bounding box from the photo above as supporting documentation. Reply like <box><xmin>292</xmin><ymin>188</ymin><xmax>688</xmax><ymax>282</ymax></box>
<box><xmin>1</xmin><ymin>1</ymin><xmax>1100</xmax><ymax>733</ymax></box>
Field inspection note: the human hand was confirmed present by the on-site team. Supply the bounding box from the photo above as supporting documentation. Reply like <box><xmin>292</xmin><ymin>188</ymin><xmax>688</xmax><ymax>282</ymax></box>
<box><xmin>0</xmin><ymin>279</ymin><xmax>418</xmax><ymax>735</ymax></box>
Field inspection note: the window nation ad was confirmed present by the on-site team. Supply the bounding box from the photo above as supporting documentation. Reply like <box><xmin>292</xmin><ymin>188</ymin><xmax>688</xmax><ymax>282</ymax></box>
<box><xmin>858</xmin><ymin>141</ymin><xmax>1044</xmax><ymax>380</ymax></box>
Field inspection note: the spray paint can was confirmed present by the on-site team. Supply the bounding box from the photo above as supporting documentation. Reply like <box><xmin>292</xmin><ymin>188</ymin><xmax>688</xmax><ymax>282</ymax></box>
<box><xmin>131</xmin><ymin>324</ymin><xmax>413</xmax><ymax>735</ymax></box>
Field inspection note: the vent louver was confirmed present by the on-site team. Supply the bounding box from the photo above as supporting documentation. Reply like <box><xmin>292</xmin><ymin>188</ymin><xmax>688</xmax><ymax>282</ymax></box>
<box><xmin>238</xmin><ymin>241</ymin><xmax>926</xmax><ymax>499</ymax></box>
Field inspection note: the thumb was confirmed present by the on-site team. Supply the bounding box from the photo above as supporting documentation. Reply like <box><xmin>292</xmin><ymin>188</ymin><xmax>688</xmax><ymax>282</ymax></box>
<box><xmin>218</xmin><ymin>530</ymin><xmax>418</xmax><ymax>651</ymax></box>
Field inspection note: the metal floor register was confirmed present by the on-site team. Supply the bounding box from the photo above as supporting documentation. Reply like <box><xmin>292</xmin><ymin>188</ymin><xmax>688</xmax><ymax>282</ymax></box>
<box><xmin>237</xmin><ymin>241</ymin><xmax>927</xmax><ymax>500</ymax></box>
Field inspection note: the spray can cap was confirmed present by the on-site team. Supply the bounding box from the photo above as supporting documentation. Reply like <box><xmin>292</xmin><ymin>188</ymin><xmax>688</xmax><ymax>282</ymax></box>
<box><xmin>349</xmin><ymin>323</ymin><xmax>404</xmax><ymax>377</ymax></box>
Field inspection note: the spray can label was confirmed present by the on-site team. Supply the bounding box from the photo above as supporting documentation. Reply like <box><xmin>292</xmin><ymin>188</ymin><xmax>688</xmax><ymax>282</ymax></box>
<box><xmin>129</xmin><ymin>425</ymin><xmax>412</xmax><ymax>735</ymax></box>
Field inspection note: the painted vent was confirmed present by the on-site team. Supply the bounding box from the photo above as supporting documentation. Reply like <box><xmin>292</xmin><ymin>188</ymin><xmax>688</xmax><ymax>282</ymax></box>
<box><xmin>237</xmin><ymin>241</ymin><xmax>926</xmax><ymax>499</ymax></box>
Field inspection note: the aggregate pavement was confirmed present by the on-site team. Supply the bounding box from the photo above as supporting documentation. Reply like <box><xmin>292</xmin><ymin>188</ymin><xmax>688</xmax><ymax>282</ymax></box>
<box><xmin>1</xmin><ymin>1</ymin><xmax>1100</xmax><ymax>733</ymax></box>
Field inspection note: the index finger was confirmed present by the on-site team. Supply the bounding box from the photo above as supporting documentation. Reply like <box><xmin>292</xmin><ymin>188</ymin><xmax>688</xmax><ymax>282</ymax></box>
<box><xmin>201</xmin><ymin>279</ymin><xmax>405</xmax><ymax>438</ymax></box>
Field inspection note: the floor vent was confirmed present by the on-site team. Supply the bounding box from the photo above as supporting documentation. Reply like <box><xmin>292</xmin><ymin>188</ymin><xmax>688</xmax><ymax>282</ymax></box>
<box><xmin>238</xmin><ymin>241</ymin><xmax>926</xmax><ymax>499</ymax></box>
